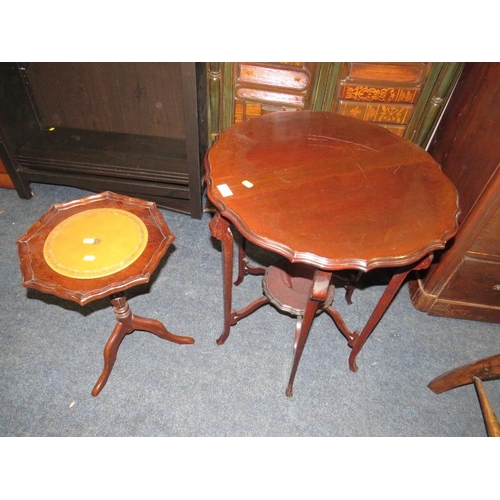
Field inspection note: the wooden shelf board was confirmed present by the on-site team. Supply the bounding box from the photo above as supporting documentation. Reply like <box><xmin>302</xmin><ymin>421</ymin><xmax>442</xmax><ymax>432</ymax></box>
<box><xmin>16</xmin><ymin>127</ymin><xmax>190</xmax><ymax>185</ymax></box>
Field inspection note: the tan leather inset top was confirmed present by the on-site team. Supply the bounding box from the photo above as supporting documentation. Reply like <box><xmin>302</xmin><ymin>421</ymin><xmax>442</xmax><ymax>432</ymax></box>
<box><xmin>43</xmin><ymin>208</ymin><xmax>148</xmax><ymax>279</ymax></box>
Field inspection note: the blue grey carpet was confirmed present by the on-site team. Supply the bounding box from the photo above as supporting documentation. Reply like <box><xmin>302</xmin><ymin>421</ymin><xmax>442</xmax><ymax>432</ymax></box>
<box><xmin>1</xmin><ymin>183</ymin><xmax>499</xmax><ymax>438</ymax></box>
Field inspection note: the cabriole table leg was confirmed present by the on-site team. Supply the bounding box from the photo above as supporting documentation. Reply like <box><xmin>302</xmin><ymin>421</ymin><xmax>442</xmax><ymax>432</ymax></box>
<box><xmin>286</xmin><ymin>269</ymin><xmax>332</xmax><ymax>397</ymax></box>
<box><xmin>348</xmin><ymin>256</ymin><xmax>433</xmax><ymax>372</ymax></box>
<box><xmin>209</xmin><ymin>212</ymin><xmax>236</xmax><ymax>346</ymax></box>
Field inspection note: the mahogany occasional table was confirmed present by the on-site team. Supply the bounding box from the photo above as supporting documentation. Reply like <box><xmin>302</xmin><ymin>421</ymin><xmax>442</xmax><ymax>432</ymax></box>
<box><xmin>16</xmin><ymin>191</ymin><xmax>194</xmax><ymax>396</ymax></box>
<box><xmin>205</xmin><ymin>111</ymin><xmax>460</xmax><ymax>397</ymax></box>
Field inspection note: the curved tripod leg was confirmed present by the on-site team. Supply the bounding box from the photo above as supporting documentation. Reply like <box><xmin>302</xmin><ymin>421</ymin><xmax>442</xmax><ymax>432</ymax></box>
<box><xmin>132</xmin><ymin>315</ymin><xmax>195</xmax><ymax>344</ymax></box>
<box><xmin>91</xmin><ymin>294</ymin><xmax>194</xmax><ymax>397</ymax></box>
<box><xmin>92</xmin><ymin>321</ymin><xmax>128</xmax><ymax>397</ymax></box>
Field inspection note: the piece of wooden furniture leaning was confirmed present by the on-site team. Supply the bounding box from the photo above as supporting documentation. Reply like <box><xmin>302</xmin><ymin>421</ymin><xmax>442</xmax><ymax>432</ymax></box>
<box><xmin>428</xmin><ymin>353</ymin><xmax>500</xmax><ymax>437</ymax></box>
<box><xmin>205</xmin><ymin>110</ymin><xmax>460</xmax><ymax>397</ymax></box>
<box><xmin>16</xmin><ymin>191</ymin><xmax>194</xmax><ymax>396</ymax></box>
<box><xmin>409</xmin><ymin>62</ymin><xmax>500</xmax><ymax>323</ymax></box>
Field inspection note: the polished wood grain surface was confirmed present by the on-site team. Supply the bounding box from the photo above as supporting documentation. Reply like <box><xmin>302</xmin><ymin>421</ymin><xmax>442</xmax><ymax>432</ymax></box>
<box><xmin>16</xmin><ymin>191</ymin><xmax>175</xmax><ymax>305</ymax></box>
<box><xmin>16</xmin><ymin>191</ymin><xmax>194</xmax><ymax>396</ymax></box>
<box><xmin>206</xmin><ymin>111</ymin><xmax>459</xmax><ymax>271</ymax></box>
<box><xmin>206</xmin><ymin>111</ymin><xmax>460</xmax><ymax>395</ymax></box>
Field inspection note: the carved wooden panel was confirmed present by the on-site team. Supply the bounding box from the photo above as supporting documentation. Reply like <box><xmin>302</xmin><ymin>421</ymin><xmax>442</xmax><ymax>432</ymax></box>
<box><xmin>332</xmin><ymin>63</ymin><xmax>431</xmax><ymax>137</ymax></box>
<box><xmin>207</xmin><ymin>62</ymin><xmax>463</xmax><ymax>147</ymax></box>
<box><xmin>232</xmin><ymin>63</ymin><xmax>318</xmax><ymax>122</ymax></box>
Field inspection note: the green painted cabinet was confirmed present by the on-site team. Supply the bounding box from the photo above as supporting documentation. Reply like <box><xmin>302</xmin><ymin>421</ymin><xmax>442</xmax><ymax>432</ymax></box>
<box><xmin>206</xmin><ymin>62</ymin><xmax>463</xmax><ymax>148</ymax></box>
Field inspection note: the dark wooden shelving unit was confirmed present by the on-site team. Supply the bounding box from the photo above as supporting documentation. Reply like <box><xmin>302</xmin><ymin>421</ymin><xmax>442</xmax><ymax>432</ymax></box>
<box><xmin>0</xmin><ymin>62</ymin><xmax>207</xmax><ymax>218</ymax></box>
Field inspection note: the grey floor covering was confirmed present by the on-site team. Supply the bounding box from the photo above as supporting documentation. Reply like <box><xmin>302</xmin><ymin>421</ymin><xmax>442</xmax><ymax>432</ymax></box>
<box><xmin>1</xmin><ymin>183</ymin><xmax>499</xmax><ymax>439</ymax></box>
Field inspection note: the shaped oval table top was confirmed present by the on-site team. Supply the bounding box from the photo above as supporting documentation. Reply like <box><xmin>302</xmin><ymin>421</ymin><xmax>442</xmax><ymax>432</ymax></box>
<box><xmin>205</xmin><ymin>111</ymin><xmax>460</xmax><ymax>271</ymax></box>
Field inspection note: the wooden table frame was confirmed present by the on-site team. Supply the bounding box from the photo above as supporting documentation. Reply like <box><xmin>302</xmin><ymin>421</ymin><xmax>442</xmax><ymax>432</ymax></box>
<box><xmin>210</xmin><ymin>211</ymin><xmax>433</xmax><ymax>396</ymax></box>
<box><xmin>205</xmin><ymin>111</ymin><xmax>460</xmax><ymax>397</ymax></box>
<box><xmin>17</xmin><ymin>191</ymin><xmax>194</xmax><ymax>396</ymax></box>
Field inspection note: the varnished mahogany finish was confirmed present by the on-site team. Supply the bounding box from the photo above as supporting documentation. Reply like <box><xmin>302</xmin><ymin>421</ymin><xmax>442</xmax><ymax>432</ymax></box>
<box><xmin>16</xmin><ymin>191</ymin><xmax>194</xmax><ymax>396</ymax></box>
<box><xmin>206</xmin><ymin>111</ymin><xmax>459</xmax><ymax>396</ymax></box>
<box><xmin>17</xmin><ymin>191</ymin><xmax>175</xmax><ymax>305</ymax></box>
<box><xmin>206</xmin><ymin>111</ymin><xmax>458</xmax><ymax>270</ymax></box>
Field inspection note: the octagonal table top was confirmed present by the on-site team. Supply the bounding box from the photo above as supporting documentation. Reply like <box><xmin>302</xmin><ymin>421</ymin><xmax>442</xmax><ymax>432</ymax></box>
<box><xmin>16</xmin><ymin>191</ymin><xmax>174</xmax><ymax>305</ymax></box>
